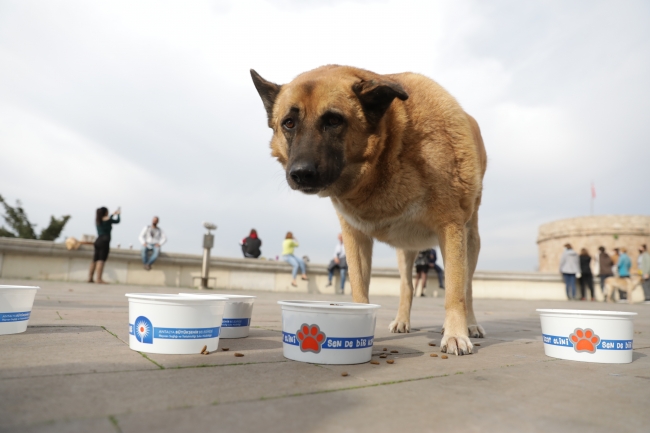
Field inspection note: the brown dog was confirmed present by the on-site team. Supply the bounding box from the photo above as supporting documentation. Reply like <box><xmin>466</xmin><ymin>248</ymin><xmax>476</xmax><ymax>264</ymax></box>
<box><xmin>604</xmin><ymin>275</ymin><xmax>643</xmax><ymax>303</ymax></box>
<box><xmin>251</xmin><ymin>65</ymin><xmax>487</xmax><ymax>355</ymax></box>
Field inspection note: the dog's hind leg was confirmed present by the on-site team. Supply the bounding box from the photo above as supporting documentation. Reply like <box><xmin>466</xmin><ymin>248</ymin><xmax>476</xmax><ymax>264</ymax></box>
<box><xmin>466</xmin><ymin>210</ymin><xmax>485</xmax><ymax>338</ymax></box>
<box><xmin>389</xmin><ymin>249</ymin><xmax>418</xmax><ymax>333</ymax></box>
<box><xmin>338</xmin><ymin>214</ymin><xmax>373</xmax><ymax>304</ymax></box>
<box><xmin>440</xmin><ymin>222</ymin><xmax>473</xmax><ymax>356</ymax></box>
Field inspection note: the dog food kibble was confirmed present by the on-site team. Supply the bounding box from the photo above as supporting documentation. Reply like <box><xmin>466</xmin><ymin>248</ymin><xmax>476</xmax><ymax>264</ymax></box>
<box><xmin>382</xmin><ymin>348</ymin><xmax>388</xmax><ymax>351</ymax></box>
<box><xmin>379</xmin><ymin>354</ymin><xmax>387</xmax><ymax>358</ymax></box>
<box><xmin>370</xmin><ymin>360</ymin><xmax>380</xmax><ymax>365</ymax></box>
<box><xmin>428</xmin><ymin>342</ymin><xmax>436</xmax><ymax>347</ymax></box>
<box><xmin>386</xmin><ymin>359</ymin><xmax>394</xmax><ymax>364</ymax></box>
<box><xmin>390</xmin><ymin>350</ymin><xmax>399</xmax><ymax>354</ymax></box>
<box><xmin>441</xmin><ymin>355</ymin><xmax>448</xmax><ymax>359</ymax></box>
<box><xmin>222</xmin><ymin>348</ymin><xmax>229</xmax><ymax>351</ymax></box>
<box><xmin>234</xmin><ymin>353</ymin><xmax>244</xmax><ymax>357</ymax></box>
<box><xmin>430</xmin><ymin>353</ymin><xmax>438</xmax><ymax>357</ymax></box>
<box><xmin>200</xmin><ymin>345</ymin><xmax>207</xmax><ymax>354</ymax></box>
<box><xmin>475</xmin><ymin>343</ymin><xmax>481</xmax><ymax>346</ymax></box>
<box><xmin>341</xmin><ymin>372</ymin><xmax>349</xmax><ymax>377</ymax></box>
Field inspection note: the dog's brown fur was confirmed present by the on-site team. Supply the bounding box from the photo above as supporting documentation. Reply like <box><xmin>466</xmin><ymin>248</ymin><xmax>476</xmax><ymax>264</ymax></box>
<box><xmin>251</xmin><ymin>65</ymin><xmax>487</xmax><ymax>355</ymax></box>
<box><xmin>604</xmin><ymin>275</ymin><xmax>643</xmax><ymax>303</ymax></box>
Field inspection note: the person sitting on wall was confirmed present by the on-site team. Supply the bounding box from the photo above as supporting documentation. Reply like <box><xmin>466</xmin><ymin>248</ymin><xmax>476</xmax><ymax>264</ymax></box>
<box><xmin>240</xmin><ymin>229</ymin><xmax>262</xmax><ymax>258</ymax></box>
<box><xmin>139</xmin><ymin>216</ymin><xmax>166</xmax><ymax>270</ymax></box>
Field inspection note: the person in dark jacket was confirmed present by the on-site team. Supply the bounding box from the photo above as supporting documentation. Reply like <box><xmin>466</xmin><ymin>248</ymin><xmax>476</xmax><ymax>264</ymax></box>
<box><xmin>240</xmin><ymin>229</ymin><xmax>262</xmax><ymax>258</ymax></box>
<box><xmin>578</xmin><ymin>248</ymin><xmax>595</xmax><ymax>301</ymax></box>
<box><xmin>597</xmin><ymin>246</ymin><xmax>614</xmax><ymax>296</ymax></box>
<box><xmin>414</xmin><ymin>250</ymin><xmax>433</xmax><ymax>297</ymax></box>
<box><xmin>88</xmin><ymin>206</ymin><xmax>120</xmax><ymax>284</ymax></box>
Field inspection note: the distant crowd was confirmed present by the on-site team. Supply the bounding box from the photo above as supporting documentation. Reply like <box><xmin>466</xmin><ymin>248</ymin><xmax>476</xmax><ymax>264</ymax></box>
<box><xmin>559</xmin><ymin>243</ymin><xmax>650</xmax><ymax>302</ymax></box>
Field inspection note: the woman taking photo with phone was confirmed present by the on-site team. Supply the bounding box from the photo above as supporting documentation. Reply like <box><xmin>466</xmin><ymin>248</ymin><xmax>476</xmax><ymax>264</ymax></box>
<box><xmin>88</xmin><ymin>206</ymin><xmax>121</xmax><ymax>284</ymax></box>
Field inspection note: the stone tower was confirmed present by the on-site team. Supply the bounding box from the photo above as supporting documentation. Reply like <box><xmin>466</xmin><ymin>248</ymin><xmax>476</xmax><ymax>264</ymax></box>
<box><xmin>537</xmin><ymin>215</ymin><xmax>650</xmax><ymax>273</ymax></box>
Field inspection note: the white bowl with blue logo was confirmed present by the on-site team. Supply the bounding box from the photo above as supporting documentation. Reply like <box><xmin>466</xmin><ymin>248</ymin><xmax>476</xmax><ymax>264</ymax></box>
<box><xmin>126</xmin><ymin>293</ymin><xmax>227</xmax><ymax>354</ymax></box>
<box><xmin>537</xmin><ymin>309</ymin><xmax>637</xmax><ymax>364</ymax></box>
<box><xmin>180</xmin><ymin>293</ymin><xmax>255</xmax><ymax>339</ymax></box>
<box><xmin>278</xmin><ymin>300</ymin><xmax>380</xmax><ymax>365</ymax></box>
<box><xmin>0</xmin><ymin>285</ymin><xmax>40</xmax><ymax>335</ymax></box>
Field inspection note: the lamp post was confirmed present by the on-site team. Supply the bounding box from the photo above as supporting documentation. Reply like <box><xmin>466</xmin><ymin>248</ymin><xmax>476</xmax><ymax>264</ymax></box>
<box><xmin>200</xmin><ymin>222</ymin><xmax>217</xmax><ymax>290</ymax></box>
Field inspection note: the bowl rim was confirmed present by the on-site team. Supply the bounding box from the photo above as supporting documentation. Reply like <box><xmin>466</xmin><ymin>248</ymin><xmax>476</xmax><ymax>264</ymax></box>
<box><xmin>536</xmin><ymin>308</ymin><xmax>637</xmax><ymax>316</ymax></box>
<box><xmin>178</xmin><ymin>293</ymin><xmax>256</xmax><ymax>300</ymax></box>
<box><xmin>126</xmin><ymin>293</ymin><xmax>228</xmax><ymax>302</ymax></box>
<box><xmin>0</xmin><ymin>285</ymin><xmax>40</xmax><ymax>290</ymax></box>
<box><xmin>278</xmin><ymin>300</ymin><xmax>381</xmax><ymax>310</ymax></box>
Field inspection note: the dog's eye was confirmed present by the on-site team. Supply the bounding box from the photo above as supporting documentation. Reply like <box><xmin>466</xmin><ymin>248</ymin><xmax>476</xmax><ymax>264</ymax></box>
<box><xmin>329</xmin><ymin>117</ymin><xmax>341</xmax><ymax>126</ymax></box>
<box><xmin>283</xmin><ymin>118</ymin><xmax>295</xmax><ymax>130</ymax></box>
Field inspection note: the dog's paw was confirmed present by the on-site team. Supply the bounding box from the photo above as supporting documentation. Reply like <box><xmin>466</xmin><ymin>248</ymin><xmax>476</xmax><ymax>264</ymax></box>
<box><xmin>441</xmin><ymin>334</ymin><xmax>473</xmax><ymax>356</ymax></box>
<box><xmin>468</xmin><ymin>324</ymin><xmax>486</xmax><ymax>338</ymax></box>
<box><xmin>388</xmin><ymin>319</ymin><xmax>410</xmax><ymax>333</ymax></box>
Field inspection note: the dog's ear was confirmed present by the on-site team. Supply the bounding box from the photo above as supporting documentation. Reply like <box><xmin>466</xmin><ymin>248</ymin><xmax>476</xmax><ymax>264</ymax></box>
<box><xmin>352</xmin><ymin>79</ymin><xmax>408</xmax><ymax>126</ymax></box>
<box><xmin>250</xmin><ymin>69</ymin><xmax>282</xmax><ymax>128</ymax></box>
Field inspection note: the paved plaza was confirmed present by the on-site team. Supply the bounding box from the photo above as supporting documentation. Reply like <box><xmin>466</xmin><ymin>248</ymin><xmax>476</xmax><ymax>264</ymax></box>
<box><xmin>1</xmin><ymin>278</ymin><xmax>649</xmax><ymax>433</ymax></box>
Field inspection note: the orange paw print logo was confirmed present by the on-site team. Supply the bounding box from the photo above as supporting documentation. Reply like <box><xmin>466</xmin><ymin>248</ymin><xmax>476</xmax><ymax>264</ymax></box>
<box><xmin>570</xmin><ymin>328</ymin><xmax>600</xmax><ymax>354</ymax></box>
<box><xmin>297</xmin><ymin>324</ymin><xmax>326</xmax><ymax>353</ymax></box>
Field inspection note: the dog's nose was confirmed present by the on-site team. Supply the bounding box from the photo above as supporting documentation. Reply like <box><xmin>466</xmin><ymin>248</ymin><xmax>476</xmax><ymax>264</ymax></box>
<box><xmin>289</xmin><ymin>162</ymin><xmax>318</xmax><ymax>186</ymax></box>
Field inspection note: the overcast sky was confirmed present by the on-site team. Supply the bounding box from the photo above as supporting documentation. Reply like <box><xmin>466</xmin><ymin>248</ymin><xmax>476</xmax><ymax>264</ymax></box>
<box><xmin>1</xmin><ymin>0</ymin><xmax>648</xmax><ymax>270</ymax></box>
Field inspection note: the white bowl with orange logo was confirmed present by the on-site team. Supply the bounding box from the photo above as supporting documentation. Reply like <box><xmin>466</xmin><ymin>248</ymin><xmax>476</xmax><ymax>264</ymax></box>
<box><xmin>278</xmin><ymin>301</ymin><xmax>381</xmax><ymax>364</ymax></box>
<box><xmin>537</xmin><ymin>309</ymin><xmax>637</xmax><ymax>364</ymax></box>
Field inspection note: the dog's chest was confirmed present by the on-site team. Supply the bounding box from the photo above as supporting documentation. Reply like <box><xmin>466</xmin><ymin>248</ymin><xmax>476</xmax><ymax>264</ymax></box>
<box><xmin>332</xmin><ymin>200</ymin><xmax>439</xmax><ymax>250</ymax></box>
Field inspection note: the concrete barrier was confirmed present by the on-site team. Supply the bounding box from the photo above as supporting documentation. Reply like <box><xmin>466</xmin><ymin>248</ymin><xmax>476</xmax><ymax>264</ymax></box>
<box><xmin>2</xmin><ymin>237</ymin><xmax>638</xmax><ymax>301</ymax></box>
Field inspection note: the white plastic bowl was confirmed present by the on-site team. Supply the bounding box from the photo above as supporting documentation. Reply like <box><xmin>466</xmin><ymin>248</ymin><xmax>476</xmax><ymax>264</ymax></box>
<box><xmin>0</xmin><ymin>285</ymin><xmax>40</xmax><ymax>335</ymax></box>
<box><xmin>179</xmin><ymin>293</ymin><xmax>255</xmax><ymax>338</ymax></box>
<box><xmin>126</xmin><ymin>293</ymin><xmax>227</xmax><ymax>354</ymax></box>
<box><xmin>537</xmin><ymin>309</ymin><xmax>637</xmax><ymax>364</ymax></box>
<box><xmin>278</xmin><ymin>300</ymin><xmax>380</xmax><ymax>364</ymax></box>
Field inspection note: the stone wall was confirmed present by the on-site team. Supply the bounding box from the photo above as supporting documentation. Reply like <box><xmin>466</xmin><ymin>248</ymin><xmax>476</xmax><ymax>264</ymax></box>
<box><xmin>5</xmin><ymin>237</ymin><xmax>643</xmax><ymax>301</ymax></box>
<box><xmin>537</xmin><ymin>215</ymin><xmax>650</xmax><ymax>273</ymax></box>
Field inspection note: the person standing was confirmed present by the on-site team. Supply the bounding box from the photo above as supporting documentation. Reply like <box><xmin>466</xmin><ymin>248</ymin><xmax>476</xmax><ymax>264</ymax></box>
<box><xmin>428</xmin><ymin>248</ymin><xmax>445</xmax><ymax>290</ymax></box>
<box><xmin>88</xmin><ymin>207</ymin><xmax>120</xmax><ymax>284</ymax></box>
<box><xmin>639</xmin><ymin>244</ymin><xmax>650</xmax><ymax>301</ymax></box>
<box><xmin>138</xmin><ymin>216</ymin><xmax>167</xmax><ymax>270</ymax></box>
<box><xmin>559</xmin><ymin>243</ymin><xmax>580</xmax><ymax>300</ymax></box>
<box><xmin>597</xmin><ymin>246</ymin><xmax>614</xmax><ymax>296</ymax></box>
<box><xmin>414</xmin><ymin>250</ymin><xmax>432</xmax><ymax>297</ymax></box>
<box><xmin>617</xmin><ymin>247</ymin><xmax>632</xmax><ymax>300</ymax></box>
<box><xmin>326</xmin><ymin>233</ymin><xmax>347</xmax><ymax>294</ymax></box>
<box><xmin>282</xmin><ymin>232</ymin><xmax>307</xmax><ymax>287</ymax></box>
<box><xmin>240</xmin><ymin>229</ymin><xmax>262</xmax><ymax>258</ymax></box>
<box><xmin>578</xmin><ymin>248</ymin><xmax>595</xmax><ymax>301</ymax></box>
<box><xmin>611</xmin><ymin>248</ymin><xmax>620</xmax><ymax>276</ymax></box>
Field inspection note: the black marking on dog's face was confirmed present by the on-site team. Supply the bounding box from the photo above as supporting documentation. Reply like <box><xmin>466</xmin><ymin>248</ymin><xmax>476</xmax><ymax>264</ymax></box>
<box><xmin>282</xmin><ymin>106</ymin><xmax>347</xmax><ymax>195</ymax></box>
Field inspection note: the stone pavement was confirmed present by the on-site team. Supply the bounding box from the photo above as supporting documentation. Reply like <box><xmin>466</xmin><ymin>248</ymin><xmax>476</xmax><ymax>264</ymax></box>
<box><xmin>1</xmin><ymin>278</ymin><xmax>649</xmax><ymax>433</ymax></box>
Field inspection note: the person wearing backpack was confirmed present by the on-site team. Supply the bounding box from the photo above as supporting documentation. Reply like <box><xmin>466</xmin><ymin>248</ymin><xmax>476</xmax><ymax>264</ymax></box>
<box><xmin>240</xmin><ymin>229</ymin><xmax>262</xmax><ymax>258</ymax></box>
<box><xmin>414</xmin><ymin>249</ymin><xmax>433</xmax><ymax>297</ymax></box>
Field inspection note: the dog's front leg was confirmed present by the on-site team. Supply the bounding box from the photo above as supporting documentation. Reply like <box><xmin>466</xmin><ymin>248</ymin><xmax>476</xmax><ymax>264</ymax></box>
<box><xmin>439</xmin><ymin>223</ymin><xmax>473</xmax><ymax>356</ymax></box>
<box><xmin>338</xmin><ymin>214</ymin><xmax>373</xmax><ymax>303</ymax></box>
<box><xmin>389</xmin><ymin>249</ymin><xmax>417</xmax><ymax>333</ymax></box>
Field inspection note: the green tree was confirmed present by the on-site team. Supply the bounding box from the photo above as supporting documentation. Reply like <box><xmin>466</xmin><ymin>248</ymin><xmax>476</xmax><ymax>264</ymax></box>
<box><xmin>0</xmin><ymin>194</ymin><xmax>71</xmax><ymax>241</ymax></box>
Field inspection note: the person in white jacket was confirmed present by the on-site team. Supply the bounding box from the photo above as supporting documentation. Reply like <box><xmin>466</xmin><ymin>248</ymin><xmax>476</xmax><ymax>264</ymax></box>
<box><xmin>559</xmin><ymin>243</ymin><xmax>580</xmax><ymax>300</ymax></box>
<box><xmin>139</xmin><ymin>216</ymin><xmax>167</xmax><ymax>270</ymax></box>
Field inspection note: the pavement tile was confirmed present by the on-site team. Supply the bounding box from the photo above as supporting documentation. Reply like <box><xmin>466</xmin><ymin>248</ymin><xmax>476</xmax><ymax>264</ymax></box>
<box><xmin>115</xmin><ymin>351</ymin><xmax>650</xmax><ymax>433</ymax></box>
<box><xmin>0</xmin><ymin>325</ymin><xmax>157</xmax><ymax>379</ymax></box>
<box><xmin>0</xmin><ymin>359</ymin><xmax>367</xmax><ymax>428</ymax></box>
